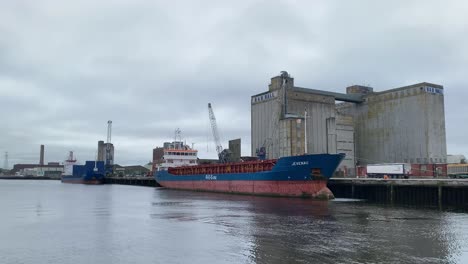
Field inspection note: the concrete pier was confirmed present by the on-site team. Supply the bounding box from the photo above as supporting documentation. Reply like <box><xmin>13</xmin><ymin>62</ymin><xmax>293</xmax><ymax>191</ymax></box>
<box><xmin>328</xmin><ymin>178</ymin><xmax>468</xmax><ymax>208</ymax></box>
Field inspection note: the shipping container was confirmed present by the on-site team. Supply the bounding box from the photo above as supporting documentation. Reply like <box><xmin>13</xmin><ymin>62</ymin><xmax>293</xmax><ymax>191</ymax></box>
<box><xmin>72</xmin><ymin>161</ymin><xmax>105</xmax><ymax>177</ymax></box>
<box><xmin>367</xmin><ymin>163</ymin><xmax>411</xmax><ymax>178</ymax></box>
<box><xmin>447</xmin><ymin>164</ymin><xmax>468</xmax><ymax>178</ymax></box>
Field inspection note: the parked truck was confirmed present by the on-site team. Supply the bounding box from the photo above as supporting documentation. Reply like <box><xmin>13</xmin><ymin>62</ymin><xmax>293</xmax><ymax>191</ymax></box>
<box><xmin>367</xmin><ymin>163</ymin><xmax>412</xmax><ymax>179</ymax></box>
<box><xmin>447</xmin><ymin>164</ymin><xmax>468</xmax><ymax>178</ymax></box>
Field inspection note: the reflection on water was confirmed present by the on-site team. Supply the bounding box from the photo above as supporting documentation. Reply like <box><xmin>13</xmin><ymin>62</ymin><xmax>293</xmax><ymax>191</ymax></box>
<box><xmin>0</xmin><ymin>181</ymin><xmax>467</xmax><ymax>264</ymax></box>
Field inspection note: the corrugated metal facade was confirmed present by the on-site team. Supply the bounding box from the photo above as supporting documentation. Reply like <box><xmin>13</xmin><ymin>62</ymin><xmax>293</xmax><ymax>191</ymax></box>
<box><xmin>336</xmin><ymin>114</ymin><xmax>355</xmax><ymax>176</ymax></box>
<box><xmin>251</xmin><ymin>76</ymin><xmax>337</xmax><ymax>159</ymax></box>
<box><xmin>338</xmin><ymin>83</ymin><xmax>447</xmax><ymax>165</ymax></box>
<box><xmin>251</xmin><ymin>91</ymin><xmax>280</xmax><ymax>159</ymax></box>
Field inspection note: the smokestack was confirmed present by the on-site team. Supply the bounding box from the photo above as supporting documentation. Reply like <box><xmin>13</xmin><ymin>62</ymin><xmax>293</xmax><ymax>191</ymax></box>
<box><xmin>40</xmin><ymin>145</ymin><xmax>44</xmax><ymax>165</ymax></box>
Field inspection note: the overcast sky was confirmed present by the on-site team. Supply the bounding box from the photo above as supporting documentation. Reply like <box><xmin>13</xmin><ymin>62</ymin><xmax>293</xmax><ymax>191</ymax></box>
<box><xmin>1</xmin><ymin>0</ymin><xmax>467</xmax><ymax>167</ymax></box>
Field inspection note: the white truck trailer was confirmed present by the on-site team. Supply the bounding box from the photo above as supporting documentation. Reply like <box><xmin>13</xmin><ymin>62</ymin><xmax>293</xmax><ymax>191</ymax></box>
<box><xmin>367</xmin><ymin>163</ymin><xmax>412</xmax><ymax>179</ymax></box>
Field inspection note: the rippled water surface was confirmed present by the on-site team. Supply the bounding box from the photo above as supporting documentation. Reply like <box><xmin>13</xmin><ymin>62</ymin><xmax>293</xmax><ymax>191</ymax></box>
<box><xmin>1</xmin><ymin>180</ymin><xmax>468</xmax><ymax>264</ymax></box>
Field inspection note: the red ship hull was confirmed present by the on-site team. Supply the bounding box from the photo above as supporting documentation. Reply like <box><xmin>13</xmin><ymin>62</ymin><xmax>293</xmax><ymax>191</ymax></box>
<box><xmin>158</xmin><ymin>180</ymin><xmax>334</xmax><ymax>199</ymax></box>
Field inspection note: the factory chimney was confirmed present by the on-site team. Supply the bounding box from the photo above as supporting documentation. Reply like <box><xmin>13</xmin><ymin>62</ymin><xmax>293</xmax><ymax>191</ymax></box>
<box><xmin>40</xmin><ymin>145</ymin><xmax>45</xmax><ymax>165</ymax></box>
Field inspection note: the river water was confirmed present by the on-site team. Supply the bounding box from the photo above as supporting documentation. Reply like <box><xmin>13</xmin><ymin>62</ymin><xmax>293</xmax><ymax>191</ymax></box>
<box><xmin>1</xmin><ymin>180</ymin><xmax>467</xmax><ymax>264</ymax></box>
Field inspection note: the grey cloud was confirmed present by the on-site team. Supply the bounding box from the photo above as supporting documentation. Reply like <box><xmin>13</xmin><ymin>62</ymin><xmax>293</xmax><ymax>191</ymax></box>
<box><xmin>1</xmin><ymin>0</ymin><xmax>467</xmax><ymax>166</ymax></box>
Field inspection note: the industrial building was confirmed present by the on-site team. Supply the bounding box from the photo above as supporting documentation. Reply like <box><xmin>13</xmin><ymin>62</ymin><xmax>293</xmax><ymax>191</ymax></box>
<box><xmin>98</xmin><ymin>140</ymin><xmax>114</xmax><ymax>165</ymax></box>
<box><xmin>16</xmin><ymin>164</ymin><xmax>63</xmax><ymax>177</ymax></box>
<box><xmin>228</xmin><ymin>139</ymin><xmax>241</xmax><ymax>162</ymax></box>
<box><xmin>447</xmin><ymin>154</ymin><xmax>466</xmax><ymax>164</ymax></box>
<box><xmin>251</xmin><ymin>72</ymin><xmax>447</xmax><ymax>177</ymax></box>
<box><xmin>10</xmin><ymin>145</ymin><xmax>63</xmax><ymax>177</ymax></box>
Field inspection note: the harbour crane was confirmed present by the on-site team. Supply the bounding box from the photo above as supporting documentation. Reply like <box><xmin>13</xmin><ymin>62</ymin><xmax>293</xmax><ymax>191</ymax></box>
<box><xmin>207</xmin><ymin>103</ymin><xmax>231</xmax><ymax>163</ymax></box>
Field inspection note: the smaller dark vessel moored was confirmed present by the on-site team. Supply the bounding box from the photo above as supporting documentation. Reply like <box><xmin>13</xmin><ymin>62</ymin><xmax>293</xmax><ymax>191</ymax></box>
<box><xmin>61</xmin><ymin>152</ymin><xmax>105</xmax><ymax>184</ymax></box>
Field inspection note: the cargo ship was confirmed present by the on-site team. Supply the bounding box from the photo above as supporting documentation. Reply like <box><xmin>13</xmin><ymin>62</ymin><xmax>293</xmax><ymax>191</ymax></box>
<box><xmin>154</xmin><ymin>153</ymin><xmax>345</xmax><ymax>199</ymax></box>
<box><xmin>61</xmin><ymin>152</ymin><xmax>105</xmax><ymax>184</ymax></box>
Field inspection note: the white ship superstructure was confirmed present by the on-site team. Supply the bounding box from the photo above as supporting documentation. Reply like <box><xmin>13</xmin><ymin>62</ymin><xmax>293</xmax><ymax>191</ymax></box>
<box><xmin>63</xmin><ymin>151</ymin><xmax>77</xmax><ymax>176</ymax></box>
<box><xmin>158</xmin><ymin>141</ymin><xmax>198</xmax><ymax>171</ymax></box>
<box><xmin>156</xmin><ymin>129</ymin><xmax>198</xmax><ymax>171</ymax></box>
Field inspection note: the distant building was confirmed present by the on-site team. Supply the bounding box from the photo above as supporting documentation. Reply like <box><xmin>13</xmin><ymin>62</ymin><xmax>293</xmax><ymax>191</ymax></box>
<box><xmin>228</xmin><ymin>139</ymin><xmax>241</xmax><ymax>162</ymax></box>
<box><xmin>10</xmin><ymin>144</ymin><xmax>64</xmax><ymax>177</ymax></box>
<box><xmin>12</xmin><ymin>163</ymin><xmax>63</xmax><ymax>177</ymax></box>
<box><xmin>152</xmin><ymin>147</ymin><xmax>164</xmax><ymax>172</ymax></box>
<box><xmin>113</xmin><ymin>164</ymin><xmax>150</xmax><ymax>177</ymax></box>
<box><xmin>11</xmin><ymin>164</ymin><xmax>37</xmax><ymax>174</ymax></box>
<box><xmin>447</xmin><ymin>155</ymin><xmax>466</xmax><ymax>164</ymax></box>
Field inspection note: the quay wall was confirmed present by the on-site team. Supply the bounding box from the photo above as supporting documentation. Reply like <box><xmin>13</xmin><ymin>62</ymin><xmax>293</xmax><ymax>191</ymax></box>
<box><xmin>329</xmin><ymin>178</ymin><xmax>468</xmax><ymax>208</ymax></box>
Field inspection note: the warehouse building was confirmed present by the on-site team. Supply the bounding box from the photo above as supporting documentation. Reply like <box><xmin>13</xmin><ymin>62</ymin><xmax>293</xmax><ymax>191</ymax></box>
<box><xmin>251</xmin><ymin>72</ymin><xmax>447</xmax><ymax>177</ymax></box>
<box><xmin>12</xmin><ymin>163</ymin><xmax>64</xmax><ymax>177</ymax></box>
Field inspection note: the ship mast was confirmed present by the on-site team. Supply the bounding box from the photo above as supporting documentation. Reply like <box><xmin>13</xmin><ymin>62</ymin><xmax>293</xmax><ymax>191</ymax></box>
<box><xmin>66</xmin><ymin>151</ymin><xmax>76</xmax><ymax>162</ymax></box>
<box><xmin>94</xmin><ymin>152</ymin><xmax>98</xmax><ymax>172</ymax></box>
